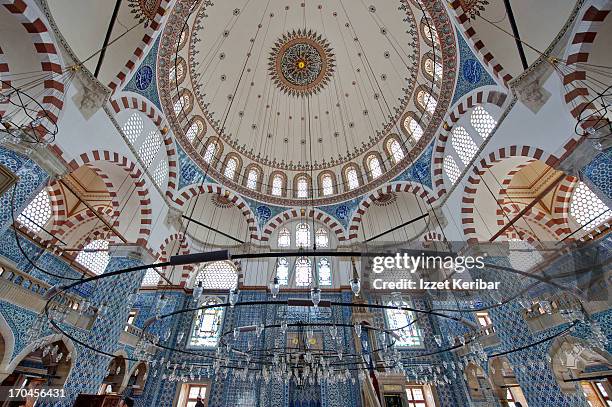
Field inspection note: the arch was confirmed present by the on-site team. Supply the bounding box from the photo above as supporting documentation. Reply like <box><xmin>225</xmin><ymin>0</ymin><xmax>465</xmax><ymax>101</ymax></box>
<box><xmin>347</xmin><ymin>181</ymin><xmax>437</xmax><ymax>240</ymax></box>
<box><xmin>292</xmin><ymin>172</ymin><xmax>312</xmax><ymax>198</ymax></box>
<box><xmin>173</xmin><ymin>183</ymin><xmax>260</xmax><ymax>241</ymax></box>
<box><xmin>172</xmin><ymin>88</ymin><xmax>194</xmax><ymax>120</ymax></box>
<box><xmin>421</xmin><ymin>50</ymin><xmax>442</xmax><ymax>83</ymax></box>
<box><xmin>1</xmin><ymin>0</ymin><xmax>66</xmax><ymax>134</ymax></box>
<box><xmin>414</xmin><ymin>86</ymin><xmax>438</xmax><ymax>115</ymax></box>
<box><xmin>0</xmin><ymin>313</ymin><xmax>15</xmax><ymax>380</ymax></box>
<box><xmin>184</xmin><ymin>115</ymin><xmax>207</xmax><ymax>145</ymax></box>
<box><xmin>2</xmin><ymin>333</ymin><xmax>75</xmax><ymax>386</ymax></box>
<box><xmin>317</xmin><ymin>170</ymin><xmax>337</xmax><ymax>197</ymax></box>
<box><xmin>221</xmin><ymin>152</ymin><xmax>243</xmax><ymax>181</ymax></box>
<box><xmin>157</xmin><ymin>232</ymin><xmax>192</xmax><ymax>286</ymax></box>
<box><xmin>460</xmin><ymin>145</ymin><xmax>564</xmax><ymax>243</ymax></box>
<box><xmin>363</xmin><ymin>152</ymin><xmax>386</xmax><ymax>182</ymax></box>
<box><xmin>341</xmin><ymin>163</ymin><xmax>363</xmax><ymax>192</ymax></box>
<box><xmin>184</xmin><ymin>259</ymin><xmax>243</xmax><ymax>288</ymax></box>
<box><xmin>268</xmin><ymin>170</ymin><xmax>287</xmax><ymax>197</ymax></box>
<box><xmin>399</xmin><ymin>112</ymin><xmax>425</xmax><ymax>145</ymax></box>
<box><xmin>447</xmin><ymin>0</ymin><xmax>513</xmax><ymax>87</ymax></box>
<box><xmin>383</xmin><ymin>134</ymin><xmax>406</xmax><ymax>165</ymax></box>
<box><xmin>431</xmin><ymin>89</ymin><xmax>508</xmax><ymax>197</ymax></box>
<box><xmin>464</xmin><ymin>362</ymin><xmax>488</xmax><ymax>401</ymax></box>
<box><xmin>549</xmin><ymin>335</ymin><xmax>612</xmax><ymax>393</ymax></box>
<box><xmin>123</xmin><ymin>361</ymin><xmax>148</xmax><ymax>396</ymax></box>
<box><xmin>260</xmin><ymin>208</ymin><xmax>346</xmax><ymax>242</ymax></box>
<box><xmin>110</xmin><ymin>93</ymin><xmax>179</xmax><ymax>199</ymax></box>
<box><xmin>65</xmin><ymin>150</ymin><xmax>154</xmax><ymax>246</ymax></box>
<box><xmin>562</xmin><ymin>0</ymin><xmax>612</xmax><ymax>134</ymax></box>
<box><xmin>488</xmin><ymin>357</ymin><xmax>528</xmax><ymax>404</ymax></box>
<box><xmin>100</xmin><ymin>350</ymin><xmax>129</xmax><ymax>394</ymax></box>
<box><xmin>107</xmin><ymin>0</ymin><xmax>172</xmax><ymax>93</ymax></box>
<box><xmin>169</xmin><ymin>55</ymin><xmax>187</xmax><ymax>85</ymax></box>
<box><xmin>243</xmin><ymin>163</ymin><xmax>263</xmax><ymax>191</ymax></box>
<box><xmin>200</xmin><ymin>136</ymin><xmax>224</xmax><ymax>167</ymax></box>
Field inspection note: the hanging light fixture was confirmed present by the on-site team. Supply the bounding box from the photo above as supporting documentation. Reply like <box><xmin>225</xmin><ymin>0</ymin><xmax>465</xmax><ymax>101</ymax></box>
<box><xmin>270</xmin><ymin>276</ymin><xmax>280</xmax><ymax>298</ymax></box>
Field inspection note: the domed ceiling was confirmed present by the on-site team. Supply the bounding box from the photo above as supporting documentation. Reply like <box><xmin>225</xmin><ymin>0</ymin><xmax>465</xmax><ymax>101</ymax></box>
<box><xmin>158</xmin><ymin>0</ymin><xmax>457</xmax><ymax>205</ymax></box>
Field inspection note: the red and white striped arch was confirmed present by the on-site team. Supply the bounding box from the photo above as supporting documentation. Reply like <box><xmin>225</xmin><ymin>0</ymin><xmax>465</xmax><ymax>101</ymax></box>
<box><xmin>260</xmin><ymin>208</ymin><xmax>346</xmax><ymax>243</ymax></box>
<box><xmin>1</xmin><ymin>0</ymin><xmax>66</xmax><ymax>137</ymax></box>
<box><xmin>347</xmin><ymin>181</ymin><xmax>437</xmax><ymax>241</ymax></box>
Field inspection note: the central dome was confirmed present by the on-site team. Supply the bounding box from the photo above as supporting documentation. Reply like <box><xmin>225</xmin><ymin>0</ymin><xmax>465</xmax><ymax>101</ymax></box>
<box><xmin>269</xmin><ymin>30</ymin><xmax>335</xmax><ymax>97</ymax></box>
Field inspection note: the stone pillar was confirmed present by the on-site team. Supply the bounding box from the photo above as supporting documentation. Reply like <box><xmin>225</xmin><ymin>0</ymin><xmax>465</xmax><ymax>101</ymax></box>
<box><xmin>49</xmin><ymin>244</ymin><xmax>155</xmax><ymax>407</ymax></box>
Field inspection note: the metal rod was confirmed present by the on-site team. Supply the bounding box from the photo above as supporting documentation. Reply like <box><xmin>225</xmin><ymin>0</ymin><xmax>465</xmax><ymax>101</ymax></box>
<box><xmin>181</xmin><ymin>215</ymin><xmax>245</xmax><ymax>244</ymax></box>
<box><xmin>94</xmin><ymin>0</ymin><xmax>123</xmax><ymax>78</ymax></box>
<box><xmin>364</xmin><ymin>212</ymin><xmax>429</xmax><ymax>242</ymax></box>
<box><xmin>503</xmin><ymin>0</ymin><xmax>529</xmax><ymax>70</ymax></box>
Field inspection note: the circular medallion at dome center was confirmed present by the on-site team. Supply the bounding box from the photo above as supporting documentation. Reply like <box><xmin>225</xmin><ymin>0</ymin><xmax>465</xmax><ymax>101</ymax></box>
<box><xmin>269</xmin><ymin>30</ymin><xmax>335</xmax><ymax>97</ymax></box>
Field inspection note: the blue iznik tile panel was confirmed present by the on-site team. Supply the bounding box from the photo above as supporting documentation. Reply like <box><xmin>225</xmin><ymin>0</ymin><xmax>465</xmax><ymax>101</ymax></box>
<box><xmin>392</xmin><ymin>141</ymin><xmax>434</xmax><ymax>188</ymax></box>
<box><xmin>177</xmin><ymin>143</ymin><xmax>217</xmax><ymax>190</ymax></box>
<box><xmin>0</xmin><ymin>147</ymin><xmax>49</xmax><ymax>235</ymax></box>
<box><xmin>318</xmin><ymin>197</ymin><xmax>362</xmax><ymax>230</ymax></box>
<box><xmin>123</xmin><ymin>37</ymin><xmax>162</xmax><ymax>110</ymax></box>
<box><xmin>581</xmin><ymin>147</ymin><xmax>612</xmax><ymax>202</ymax></box>
<box><xmin>242</xmin><ymin>197</ymin><xmax>289</xmax><ymax>230</ymax></box>
<box><xmin>452</xmin><ymin>30</ymin><xmax>497</xmax><ymax>105</ymax></box>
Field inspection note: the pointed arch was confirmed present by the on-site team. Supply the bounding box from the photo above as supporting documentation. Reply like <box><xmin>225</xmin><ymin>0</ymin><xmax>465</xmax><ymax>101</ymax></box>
<box><xmin>260</xmin><ymin>208</ymin><xmax>346</xmax><ymax>242</ymax></box>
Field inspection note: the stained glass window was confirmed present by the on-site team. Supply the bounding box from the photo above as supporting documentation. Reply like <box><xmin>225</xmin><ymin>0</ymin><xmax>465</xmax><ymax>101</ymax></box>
<box><xmin>189</xmin><ymin>297</ymin><xmax>224</xmax><ymax>347</ymax></box>
<box><xmin>276</xmin><ymin>257</ymin><xmax>289</xmax><ymax>285</ymax></box>
<box><xmin>388</xmin><ymin>139</ymin><xmax>405</xmax><ymax>163</ymax></box>
<box><xmin>417</xmin><ymin>90</ymin><xmax>437</xmax><ymax>114</ymax></box>
<box><xmin>17</xmin><ymin>189</ymin><xmax>52</xmax><ymax>233</ymax></box>
<box><xmin>76</xmin><ymin>239</ymin><xmax>110</xmax><ymax>275</ymax></box>
<box><xmin>315</xmin><ymin>228</ymin><xmax>329</xmax><ymax>248</ymax></box>
<box><xmin>443</xmin><ymin>156</ymin><xmax>461</xmax><ymax>185</ymax></box>
<box><xmin>470</xmin><ymin>106</ymin><xmax>496</xmax><ymax>139</ymax></box>
<box><xmin>318</xmin><ymin>258</ymin><xmax>332</xmax><ymax>286</ymax></box>
<box><xmin>138</xmin><ymin>130</ymin><xmax>162</xmax><ymax>166</ymax></box>
<box><xmin>271</xmin><ymin>175</ymin><xmax>283</xmax><ymax>196</ymax></box>
<box><xmin>347</xmin><ymin>167</ymin><xmax>359</xmax><ymax>190</ymax></box>
<box><xmin>367</xmin><ymin>155</ymin><xmax>382</xmax><ymax>179</ymax></box>
<box><xmin>321</xmin><ymin>174</ymin><xmax>334</xmax><ymax>196</ymax></box>
<box><xmin>203</xmin><ymin>142</ymin><xmax>216</xmax><ymax>164</ymax></box>
<box><xmin>246</xmin><ymin>169</ymin><xmax>259</xmax><ymax>189</ymax></box>
<box><xmin>297</xmin><ymin>177</ymin><xmax>308</xmax><ymax>198</ymax></box>
<box><xmin>295</xmin><ymin>257</ymin><xmax>312</xmax><ymax>287</ymax></box>
<box><xmin>570</xmin><ymin>182</ymin><xmax>610</xmax><ymax>229</ymax></box>
<box><xmin>194</xmin><ymin>261</ymin><xmax>238</xmax><ymax>290</ymax></box>
<box><xmin>224</xmin><ymin>157</ymin><xmax>237</xmax><ymax>180</ymax></box>
<box><xmin>385</xmin><ymin>300</ymin><xmax>422</xmax><ymax>347</ymax></box>
<box><xmin>404</xmin><ymin>117</ymin><xmax>424</xmax><ymax>143</ymax></box>
<box><xmin>278</xmin><ymin>228</ymin><xmax>291</xmax><ymax>248</ymax></box>
<box><xmin>296</xmin><ymin>223</ymin><xmax>311</xmax><ymax>248</ymax></box>
<box><xmin>451</xmin><ymin>126</ymin><xmax>478</xmax><ymax>165</ymax></box>
<box><xmin>122</xmin><ymin>113</ymin><xmax>143</xmax><ymax>144</ymax></box>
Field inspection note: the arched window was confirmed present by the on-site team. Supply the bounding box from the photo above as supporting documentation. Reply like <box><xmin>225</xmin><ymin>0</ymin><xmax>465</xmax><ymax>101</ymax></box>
<box><xmin>417</xmin><ymin>90</ymin><xmax>437</xmax><ymax>114</ymax></box>
<box><xmin>315</xmin><ymin>228</ymin><xmax>329</xmax><ymax>248</ymax></box>
<box><xmin>189</xmin><ymin>297</ymin><xmax>224</xmax><ymax>347</ymax></box>
<box><xmin>173</xmin><ymin>93</ymin><xmax>191</xmax><ymax>116</ymax></box>
<box><xmin>367</xmin><ymin>155</ymin><xmax>383</xmax><ymax>179</ymax></box>
<box><xmin>403</xmin><ymin>116</ymin><xmax>424</xmax><ymax>143</ymax></box>
<box><xmin>387</xmin><ymin>138</ymin><xmax>405</xmax><ymax>163</ymax></box>
<box><xmin>296</xmin><ymin>223</ymin><xmax>311</xmax><ymax>248</ymax></box>
<box><xmin>508</xmin><ymin>239</ymin><xmax>543</xmax><ymax>272</ymax></box>
<box><xmin>470</xmin><ymin>106</ymin><xmax>497</xmax><ymax>139</ymax></box>
<box><xmin>385</xmin><ymin>300</ymin><xmax>422</xmax><ymax>347</ymax></box>
<box><xmin>570</xmin><ymin>182</ymin><xmax>610</xmax><ymax>228</ymax></box>
<box><xmin>152</xmin><ymin>159</ymin><xmax>169</xmax><ymax>188</ymax></box>
<box><xmin>76</xmin><ymin>239</ymin><xmax>110</xmax><ymax>275</ymax></box>
<box><xmin>122</xmin><ymin>113</ymin><xmax>144</xmax><ymax>144</ymax></box>
<box><xmin>224</xmin><ymin>157</ymin><xmax>238</xmax><ymax>180</ymax></box>
<box><xmin>321</xmin><ymin>174</ymin><xmax>334</xmax><ymax>196</ymax></box>
<box><xmin>318</xmin><ymin>258</ymin><xmax>332</xmax><ymax>286</ymax></box>
<box><xmin>422</xmin><ymin>20</ymin><xmax>439</xmax><ymax>45</ymax></box>
<box><xmin>443</xmin><ymin>156</ymin><xmax>461</xmax><ymax>185</ymax></box>
<box><xmin>271</xmin><ymin>174</ymin><xmax>284</xmax><ymax>196</ymax></box>
<box><xmin>186</xmin><ymin>119</ymin><xmax>204</xmax><ymax>143</ymax></box>
<box><xmin>169</xmin><ymin>57</ymin><xmax>186</xmax><ymax>84</ymax></box>
<box><xmin>141</xmin><ymin>268</ymin><xmax>161</xmax><ymax>287</ymax></box>
<box><xmin>194</xmin><ymin>261</ymin><xmax>238</xmax><ymax>289</ymax></box>
<box><xmin>346</xmin><ymin>167</ymin><xmax>360</xmax><ymax>190</ymax></box>
<box><xmin>17</xmin><ymin>189</ymin><xmax>52</xmax><ymax>233</ymax></box>
<box><xmin>276</xmin><ymin>257</ymin><xmax>289</xmax><ymax>285</ymax></box>
<box><xmin>138</xmin><ymin>130</ymin><xmax>162</xmax><ymax>166</ymax></box>
<box><xmin>246</xmin><ymin>169</ymin><xmax>259</xmax><ymax>190</ymax></box>
<box><xmin>451</xmin><ymin>126</ymin><xmax>478</xmax><ymax>165</ymax></box>
<box><xmin>295</xmin><ymin>257</ymin><xmax>312</xmax><ymax>287</ymax></box>
<box><xmin>277</xmin><ymin>228</ymin><xmax>291</xmax><ymax>248</ymax></box>
<box><xmin>424</xmin><ymin>57</ymin><xmax>442</xmax><ymax>80</ymax></box>
<box><xmin>203</xmin><ymin>142</ymin><xmax>217</xmax><ymax>164</ymax></box>
<box><xmin>297</xmin><ymin>176</ymin><xmax>308</xmax><ymax>198</ymax></box>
